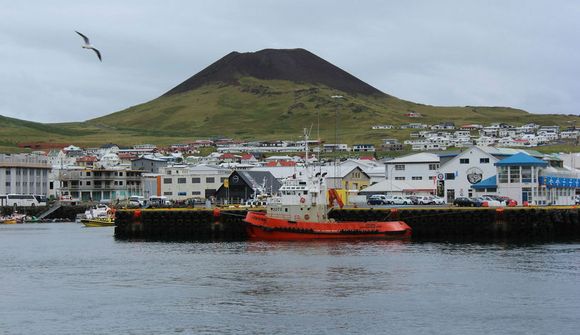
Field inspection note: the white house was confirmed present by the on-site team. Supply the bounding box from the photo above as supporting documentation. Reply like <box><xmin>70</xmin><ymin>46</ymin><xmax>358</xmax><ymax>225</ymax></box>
<box><xmin>473</xmin><ymin>153</ymin><xmax>579</xmax><ymax>205</ymax></box>
<box><xmin>439</xmin><ymin>146</ymin><xmax>499</xmax><ymax>201</ymax></box>
<box><xmin>352</xmin><ymin>144</ymin><xmax>376</xmax><ymax>152</ymax></box>
<box><xmin>157</xmin><ymin>165</ymin><xmax>231</xmax><ymax>201</ymax></box>
<box><xmin>385</xmin><ymin>152</ymin><xmax>440</xmax><ymax>183</ymax></box>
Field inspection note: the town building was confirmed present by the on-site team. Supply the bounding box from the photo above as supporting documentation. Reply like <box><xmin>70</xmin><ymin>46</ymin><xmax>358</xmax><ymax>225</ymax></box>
<box><xmin>438</xmin><ymin>146</ymin><xmax>499</xmax><ymax>201</ymax></box>
<box><xmin>214</xmin><ymin>170</ymin><xmax>281</xmax><ymax>204</ymax></box>
<box><xmin>472</xmin><ymin>153</ymin><xmax>579</xmax><ymax>205</ymax></box>
<box><xmin>381</xmin><ymin>139</ymin><xmax>403</xmax><ymax>151</ymax></box>
<box><xmin>131</xmin><ymin>156</ymin><xmax>169</xmax><ymax>173</ymax></box>
<box><xmin>57</xmin><ymin>168</ymin><xmax>143</xmax><ymax>201</ymax></box>
<box><xmin>0</xmin><ymin>153</ymin><xmax>51</xmax><ymax>196</ymax></box>
<box><xmin>352</xmin><ymin>144</ymin><xmax>376</xmax><ymax>152</ymax></box>
<box><xmin>156</xmin><ymin>165</ymin><xmax>230</xmax><ymax>201</ymax></box>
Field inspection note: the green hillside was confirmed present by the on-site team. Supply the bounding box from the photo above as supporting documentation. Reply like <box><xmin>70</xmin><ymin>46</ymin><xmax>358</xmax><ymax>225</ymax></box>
<box><xmin>0</xmin><ymin>77</ymin><xmax>578</xmax><ymax>153</ymax></box>
<box><xmin>88</xmin><ymin>77</ymin><xmax>577</xmax><ymax>144</ymax></box>
<box><xmin>0</xmin><ymin>47</ymin><xmax>578</xmax><ymax>153</ymax></box>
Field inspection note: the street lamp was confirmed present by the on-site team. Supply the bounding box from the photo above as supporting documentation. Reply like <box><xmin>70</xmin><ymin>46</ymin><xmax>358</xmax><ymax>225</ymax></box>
<box><xmin>387</xmin><ymin>164</ymin><xmax>396</xmax><ymax>196</ymax></box>
<box><xmin>331</xmin><ymin>95</ymin><xmax>344</xmax><ymax>186</ymax></box>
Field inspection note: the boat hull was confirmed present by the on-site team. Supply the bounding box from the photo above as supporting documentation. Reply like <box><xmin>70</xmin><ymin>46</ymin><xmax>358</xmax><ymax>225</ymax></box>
<box><xmin>244</xmin><ymin>211</ymin><xmax>412</xmax><ymax>240</ymax></box>
<box><xmin>81</xmin><ymin>218</ymin><xmax>115</xmax><ymax>227</ymax></box>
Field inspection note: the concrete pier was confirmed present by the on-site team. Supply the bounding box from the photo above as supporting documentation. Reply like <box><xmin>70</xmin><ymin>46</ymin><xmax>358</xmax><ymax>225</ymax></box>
<box><xmin>1</xmin><ymin>205</ymin><xmax>86</xmax><ymax>221</ymax></box>
<box><xmin>114</xmin><ymin>206</ymin><xmax>580</xmax><ymax>241</ymax></box>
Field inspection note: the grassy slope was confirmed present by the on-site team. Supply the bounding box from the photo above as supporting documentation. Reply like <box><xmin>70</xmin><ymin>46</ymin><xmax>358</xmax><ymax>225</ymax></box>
<box><xmin>1</xmin><ymin>78</ymin><xmax>578</xmax><ymax>152</ymax></box>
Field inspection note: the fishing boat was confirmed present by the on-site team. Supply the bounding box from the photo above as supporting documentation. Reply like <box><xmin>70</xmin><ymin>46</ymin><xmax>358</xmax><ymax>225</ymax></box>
<box><xmin>244</xmin><ymin>129</ymin><xmax>412</xmax><ymax>240</ymax></box>
<box><xmin>1</xmin><ymin>217</ymin><xmax>18</xmax><ymax>224</ymax></box>
<box><xmin>81</xmin><ymin>217</ymin><xmax>115</xmax><ymax>227</ymax></box>
<box><xmin>81</xmin><ymin>204</ymin><xmax>115</xmax><ymax>227</ymax></box>
<box><xmin>1</xmin><ymin>212</ymin><xmax>26</xmax><ymax>224</ymax></box>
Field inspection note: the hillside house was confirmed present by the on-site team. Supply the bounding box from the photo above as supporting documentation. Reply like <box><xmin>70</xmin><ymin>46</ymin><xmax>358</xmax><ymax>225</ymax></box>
<box><xmin>352</xmin><ymin>144</ymin><xmax>376</xmax><ymax>152</ymax></box>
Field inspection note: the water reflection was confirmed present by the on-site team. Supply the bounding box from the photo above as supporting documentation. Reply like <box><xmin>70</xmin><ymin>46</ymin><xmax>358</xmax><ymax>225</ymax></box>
<box><xmin>1</xmin><ymin>223</ymin><xmax>579</xmax><ymax>335</ymax></box>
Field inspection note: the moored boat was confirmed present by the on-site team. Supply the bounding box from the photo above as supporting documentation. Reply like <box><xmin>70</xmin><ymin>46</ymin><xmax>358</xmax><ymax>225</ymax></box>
<box><xmin>1</xmin><ymin>212</ymin><xmax>26</xmax><ymax>224</ymax></box>
<box><xmin>81</xmin><ymin>204</ymin><xmax>115</xmax><ymax>227</ymax></box>
<box><xmin>244</xmin><ymin>129</ymin><xmax>412</xmax><ymax>240</ymax></box>
<box><xmin>1</xmin><ymin>218</ymin><xmax>18</xmax><ymax>224</ymax></box>
<box><xmin>81</xmin><ymin>217</ymin><xmax>115</xmax><ymax>227</ymax></box>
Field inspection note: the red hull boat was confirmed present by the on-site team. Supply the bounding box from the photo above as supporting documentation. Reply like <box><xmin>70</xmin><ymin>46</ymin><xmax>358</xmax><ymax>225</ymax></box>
<box><xmin>245</xmin><ymin>211</ymin><xmax>411</xmax><ymax>240</ymax></box>
<box><xmin>243</xmin><ymin>128</ymin><xmax>412</xmax><ymax>241</ymax></box>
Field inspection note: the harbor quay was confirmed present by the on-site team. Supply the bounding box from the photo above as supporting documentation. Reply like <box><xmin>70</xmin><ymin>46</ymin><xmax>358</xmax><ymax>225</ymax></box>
<box><xmin>114</xmin><ymin>206</ymin><xmax>580</xmax><ymax>241</ymax></box>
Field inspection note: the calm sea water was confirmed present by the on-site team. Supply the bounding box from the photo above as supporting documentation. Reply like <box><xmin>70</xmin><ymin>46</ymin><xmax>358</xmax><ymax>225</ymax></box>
<box><xmin>0</xmin><ymin>223</ymin><xmax>578</xmax><ymax>335</ymax></box>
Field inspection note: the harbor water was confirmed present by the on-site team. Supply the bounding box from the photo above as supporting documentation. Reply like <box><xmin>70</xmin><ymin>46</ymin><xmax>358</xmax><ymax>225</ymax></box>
<box><xmin>1</xmin><ymin>223</ymin><xmax>579</xmax><ymax>335</ymax></box>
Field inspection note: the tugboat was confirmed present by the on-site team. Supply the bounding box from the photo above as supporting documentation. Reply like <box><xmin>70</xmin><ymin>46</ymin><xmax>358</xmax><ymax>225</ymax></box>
<box><xmin>244</xmin><ymin>129</ymin><xmax>412</xmax><ymax>240</ymax></box>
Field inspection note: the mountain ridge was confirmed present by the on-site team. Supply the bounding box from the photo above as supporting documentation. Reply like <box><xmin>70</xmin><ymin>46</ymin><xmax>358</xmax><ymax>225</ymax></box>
<box><xmin>163</xmin><ymin>48</ymin><xmax>385</xmax><ymax>97</ymax></box>
<box><xmin>0</xmin><ymin>48</ymin><xmax>577</xmax><ymax>152</ymax></box>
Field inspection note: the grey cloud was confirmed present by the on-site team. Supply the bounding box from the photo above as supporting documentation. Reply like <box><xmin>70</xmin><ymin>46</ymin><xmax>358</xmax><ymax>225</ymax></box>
<box><xmin>0</xmin><ymin>0</ymin><xmax>578</xmax><ymax>123</ymax></box>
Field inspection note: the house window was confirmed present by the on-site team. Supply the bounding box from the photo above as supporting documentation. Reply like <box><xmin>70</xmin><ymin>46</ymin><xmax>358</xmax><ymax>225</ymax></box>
<box><xmin>206</xmin><ymin>177</ymin><xmax>215</xmax><ymax>183</ymax></box>
<box><xmin>220</xmin><ymin>177</ymin><xmax>227</xmax><ymax>183</ymax></box>
<box><xmin>395</xmin><ymin>165</ymin><xmax>405</xmax><ymax>171</ymax></box>
<box><xmin>509</xmin><ymin>166</ymin><xmax>520</xmax><ymax>183</ymax></box>
<box><xmin>86</xmin><ymin>172</ymin><xmax>91</xmax><ymax>176</ymax></box>
<box><xmin>498</xmin><ymin>166</ymin><xmax>508</xmax><ymax>183</ymax></box>
<box><xmin>480</xmin><ymin>158</ymin><xmax>490</xmax><ymax>164</ymax></box>
<box><xmin>412</xmin><ymin>176</ymin><xmax>423</xmax><ymax>180</ymax></box>
<box><xmin>460</xmin><ymin>158</ymin><xmax>470</xmax><ymax>164</ymax></box>
<box><xmin>164</xmin><ymin>178</ymin><xmax>172</xmax><ymax>184</ymax></box>
<box><xmin>191</xmin><ymin>191</ymin><xmax>201</xmax><ymax>195</ymax></box>
<box><xmin>428</xmin><ymin>164</ymin><xmax>439</xmax><ymax>170</ymax></box>
<box><xmin>164</xmin><ymin>192</ymin><xmax>172</xmax><ymax>196</ymax></box>
<box><xmin>192</xmin><ymin>177</ymin><xmax>200</xmax><ymax>183</ymax></box>
<box><xmin>445</xmin><ymin>173</ymin><xmax>455</xmax><ymax>180</ymax></box>
<box><xmin>177</xmin><ymin>178</ymin><xmax>187</xmax><ymax>184</ymax></box>
<box><xmin>521</xmin><ymin>167</ymin><xmax>532</xmax><ymax>183</ymax></box>
<box><xmin>395</xmin><ymin>177</ymin><xmax>405</xmax><ymax>180</ymax></box>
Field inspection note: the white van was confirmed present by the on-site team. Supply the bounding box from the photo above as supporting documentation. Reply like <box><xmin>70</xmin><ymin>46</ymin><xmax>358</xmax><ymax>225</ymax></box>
<box><xmin>149</xmin><ymin>196</ymin><xmax>171</xmax><ymax>207</ymax></box>
<box><xmin>129</xmin><ymin>196</ymin><xmax>146</xmax><ymax>207</ymax></box>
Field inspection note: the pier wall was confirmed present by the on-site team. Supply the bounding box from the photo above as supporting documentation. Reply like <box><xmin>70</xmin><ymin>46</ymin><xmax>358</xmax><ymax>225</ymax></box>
<box><xmin>1</xmin><ymin>205</ymin><xmax>86</xmax><ymax>220</ymax></box>
<box><xmin>114</xmin><ymin>207</ymin><xmax>580</xmax><ymax>241</ymax></box>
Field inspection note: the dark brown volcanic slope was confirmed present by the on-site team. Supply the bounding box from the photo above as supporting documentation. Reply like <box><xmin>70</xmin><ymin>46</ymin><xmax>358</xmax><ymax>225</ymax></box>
<box><xmin>163</xmin><ymin>48</ymin><xmax>386</xmax><ymax>96</ymax></box>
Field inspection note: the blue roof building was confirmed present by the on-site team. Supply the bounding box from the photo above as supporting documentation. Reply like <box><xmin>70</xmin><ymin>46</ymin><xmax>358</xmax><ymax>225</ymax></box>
<box><xmin>494</xmin><ymin>152</ymin><xmax>548</xmax><ymax>167</ymax></box>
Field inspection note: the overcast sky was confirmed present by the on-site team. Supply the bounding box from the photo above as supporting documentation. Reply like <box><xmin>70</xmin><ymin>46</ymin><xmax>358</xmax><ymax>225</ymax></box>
<box><xmin>1</xmin><ymin>0</ymin><xmax>579</xmax><ymax>123</ymax></box>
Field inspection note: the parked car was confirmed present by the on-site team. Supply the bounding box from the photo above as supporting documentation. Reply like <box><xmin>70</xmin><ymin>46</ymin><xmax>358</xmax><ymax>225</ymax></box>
<box><xmin>185</xmin><ymin>197</ymin><xmax>205</xmax><ymax>206</ymax></box>
<box><xmin>574</xmin><ymin>195</ymin><xmax>580</xmax><ymax>205</ymax></box>
<box><xmin>149</xmin><ymin>196</ymin><xmax>172</xmax><ymax>207</ymax></box>
<box><xmin>390</xmin><ymin>195</ymin><xmax>412</xmax><ymax>205</ymax></box>
<box><xmin>367</xmin><ymin>194</ymin><xmax>388</xmax><ymax>205</ymax></box>
<box><xmin>417</xmin><ymin>196</ymin><xmax>434</xmax><ymax>205</ymax></box>
<box><xmin>431</xmin><ymin>196</ymin><xmax>446</xmax><ymax>205</ymax></box>
<box><xmin>407</xmin><ymin>196</ymin><xmax>420</xmax><ymax>205</ymax></box>
<box><xmin>129</xmin><ymin>196</ymin><xmax>146</xmax><ymax>207</ymax></box>
<box><xmin>478</xmin><ymin>196</ymin><xmax>503</xmax><ymax>207</ymax></box>
<box><xmin>453</xmin><ymin>197</ymin><xmax>482</xmax><ymax>207</ymax></box>
<box><xmin>497</xmin><ymin>196</ymin><xmax>518</xmax><ymax>206</ymax></box>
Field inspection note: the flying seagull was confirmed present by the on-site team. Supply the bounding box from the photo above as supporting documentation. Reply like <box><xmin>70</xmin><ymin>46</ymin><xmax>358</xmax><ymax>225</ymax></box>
<box><xmin>75</xmin><ymin>31</ymin><xmax>102</xmax><ymax>61</ymax></box>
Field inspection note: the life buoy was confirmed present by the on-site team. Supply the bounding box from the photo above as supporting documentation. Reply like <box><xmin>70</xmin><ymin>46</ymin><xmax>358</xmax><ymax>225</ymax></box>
<box><xmin>304</xmin><ymin>214</ymin><xmax>310</xmax><ymax>220</ymax></box>
<box><xmin>300</xmin><ymin>197</ymin><xmax>306</xmax><ymax>204</ymax></box>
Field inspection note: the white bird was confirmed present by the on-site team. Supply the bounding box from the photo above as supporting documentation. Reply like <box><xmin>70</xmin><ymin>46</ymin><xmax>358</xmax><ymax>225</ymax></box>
<box><xmin>75</xmin><ymin>31</ymin><xmax>102</xmax><ymax>61</ymax></box>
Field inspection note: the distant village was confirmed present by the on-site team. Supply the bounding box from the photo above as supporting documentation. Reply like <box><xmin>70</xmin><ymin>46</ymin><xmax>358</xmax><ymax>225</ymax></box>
<box><xmin>1</xmin><ymin>119</ymin><xmax>579</xmax><ymax>208</ymax></box>
<box><xmin>374</xmin><ymin>120</ymin><xmax>578</xmax><ymax>152</ymax></box>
